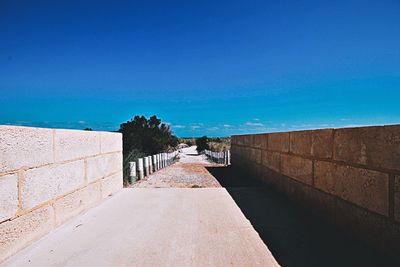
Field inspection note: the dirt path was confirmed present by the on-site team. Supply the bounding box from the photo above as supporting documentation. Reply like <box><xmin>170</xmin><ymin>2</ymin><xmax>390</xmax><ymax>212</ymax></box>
<box><xmin>133</xmin><ymin>146</ymin><xmax>223</xmax><ymax>188</ymax></box>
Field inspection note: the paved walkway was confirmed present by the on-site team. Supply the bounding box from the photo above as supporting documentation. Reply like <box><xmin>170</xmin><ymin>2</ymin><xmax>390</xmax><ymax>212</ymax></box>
<box><xmin>134</xmin><ymin>146</ymin><xmax>221</xmax><ymax>188</ymax></box>
<box><xmin>4</xmin><ymin>146</ymin><xmax>395</xmax><ymax>266</ymax></box>
<box><xmin>1</xmin><ymin>147</ymin><xmax>279</xmax><ymax>267</ymax></box>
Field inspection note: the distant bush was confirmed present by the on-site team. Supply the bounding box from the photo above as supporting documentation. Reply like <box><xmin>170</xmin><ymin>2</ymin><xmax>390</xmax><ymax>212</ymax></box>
<box><xmin>119</xmin><ymin>115</ymin><xmax>178</xmax><ymax>156</ymax></box>
<box><xmin>186</xmin><ymin>140</ymin><xmax>194</xmax><ymax>146</ymax></box>
<box><xmin>118</xmin><ymin>115</ymin><xmax>179</xmax><ymax>184</ymax></box>
<box><xmin>208</xmin><ymin>142</ymin><xmax>230</xmax><ymax>152</ymax></box>
<box><xmin>195</xmin><ymin>136</ymin><xmax>209</xmax><ymax>153</ymax></box>
<box><xmin>179</xmin><ymin>138</ymin><xmax>195</xmax><ymax>147</ymax></box>
<box><xmin>207</xmin><ymin>137</ymin><xmax>231</xmax><ymax>152</ymax></box>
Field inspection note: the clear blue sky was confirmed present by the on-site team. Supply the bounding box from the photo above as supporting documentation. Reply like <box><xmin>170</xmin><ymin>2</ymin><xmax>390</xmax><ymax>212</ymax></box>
<box><xmin>1</xmin><ymin>0</ymin><xmax>399</xmax><ymax>137</ymax></box>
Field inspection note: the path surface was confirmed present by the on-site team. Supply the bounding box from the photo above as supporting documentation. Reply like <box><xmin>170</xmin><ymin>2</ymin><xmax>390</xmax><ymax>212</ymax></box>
<box><xmin>4</xmin><ymin>146</ymin><xmax>395</xmax><ymax>266</ymax></box>
<box><xmin>134</xmin><ymin>146</ymin><xmax>222</xmax><ymax>188</ymax></box>
<box><xmin>2</xmin><ymin>189</ymin><xmax>278</xmax><ymax>267</ymax></box>
<box><xmin>2</xmin><ymin>147</ymin><xmax>279</xmax><ymax>267</ymax></box>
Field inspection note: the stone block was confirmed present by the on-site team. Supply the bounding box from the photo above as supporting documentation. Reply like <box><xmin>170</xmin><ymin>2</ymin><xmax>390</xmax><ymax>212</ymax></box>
<box><xmin>241</xmin><ymin>147</ymin><xmax>249</xmax><ymax>159</ymax></box>
<box><xmin>395</xmin><ymin>176</ymin><xmax>400</xmax><ymax>222</ymax></box>
<box><xmin>253</xmin><ymin>134</ymin><xmax>268</xmax><ymax>149</ymax></box>
<box><xmin>314</xmin><ymin>161</ymin><xmax>389</xmax><ymax>216</ymax></box>
<box><xmin>333</xmin><ymin>199</ymin><xmax>400</xmax><ymax>256</ymax></box>
<box><xmin>311</xmin><ymin>129</ymin><xmax>333</xmax><ymax>159</ymax></box>
<box><xmin>0</xmin><ymin>205</ymin><xmax>54</xmax><ymax>262</ymax></box>
<box><xmin>232</xmin><ymin>136</ymin><xmax>238</xmax><ymax>145</ymax></box>
<box><xmin>243</xmin><ymin>135</ymin><xmax>254</xmax><ymax>147</ymax></box>
<box><xmin>290</xmin><ymin>129</ymin><xmax>333</xmax><ymax>158</ymax></box>
<box><xmin>300</xmin><ymin>185</ymin><xmax>336</xmax><ymax>223</ymax></box>
<box><xmin>53</xmin><ymin>182</ymin><xmax>102</xmax><ymax>225</ymax></box>
<box><xmin>101</xmin><ymin>172</ymin><xmax>123</xmax><ymax>198</ymax></box>
<box><xmin>250</xmin><ymin>148</ymin><xmax>262</xmax><ymax>164</ymax></box>
<box><xmin>290</xmin><ymin>130</ymin><xmax>312</xmax><ymax>156</ymax></box>
<box><xmin>86</xmin><ymin>152</ymin><xmax>122</xmax><ymax>183</ymax></box>
<box><xmin>259</xmin><ymin>166</ymin><xmax>283</xmax><ymax>188</ymax></box>
<box><xmin>246</xmin><ymin>147</ymin><xmax>253</xmax><ymax>159</ymax></box>
<box><xmin>236</xmin><ymin>135</ymin><xmax>245</xmax><ymax>145</ymax></box>
<box><xmin>280</xmin><ymin>154</ymin><xmax>312</xmax><ymax>185</ymax></box>
<box><xmin>231</xmin><ymin>136</ymin><xmax>238</xmax><ymax>145</ymax></box>
<box><xmin>54</xmin><ymin>129</ymin><xmax>100</xmax><ymax>162</ymax></box>
<box><xmin>279</xmin><ymin>173</ymin><xmax>297</xmax><ymax>196</ymax></box>
<box><xmin>333</xmin><ymin>125</ymin><xmax>400</xmax><ymax>171</ymax></box>
<box><xmin>230</xmin><ymin>145</ymin><xmax>238</xmax><ymax>155</ymax></box>
<box><xmin>22</xmin><ymin>160</ymin><xmax>85</xmax><ymax>210</ymax></box>
<box><xmin>261</xmin><ymin>151</ymin><xmax>281</xmax><ymax>172</ymax></box>
<box><xmin>100</xmin><ymin>132</ymin><xmax>122</xmax><ymax>154</ymax></box>
<box><xmin>239</xmin><ymin>146</ymin><xmax>246</xmax><ymax>158</ymax></box>
<box><xmin>268</xmin><ymin>132</ymin><xmax>289</xmax><ymax>152</ymax></box>
<box><xmin>0</xmin><ymin>126</ymin><xmax>53</xmax><ymax>173</ymax></box>
<box><xmin>0</xmin><ymin>173</ymin><xmax>18</xmax><ymax>222</ymax></box>
<box><xmin>280</xmin><ymin>177</ymin><xmax>336</xmax><ymax>223</ymax></box>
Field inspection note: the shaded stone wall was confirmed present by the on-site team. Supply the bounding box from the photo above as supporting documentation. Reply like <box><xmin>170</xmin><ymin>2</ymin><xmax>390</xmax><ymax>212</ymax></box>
<box><xmin>231</xmin><ymin>125</ymin><xmax>400</xmax><ymax>259</ymax></box>
<box><xmin>0</xmin><ymin>126</ymin><xmax>123</xmax><ymax>262</ymax></box>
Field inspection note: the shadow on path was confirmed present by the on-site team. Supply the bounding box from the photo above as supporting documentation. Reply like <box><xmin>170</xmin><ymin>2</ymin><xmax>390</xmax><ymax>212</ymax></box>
<box><xmin>206</xmin><ymin>166</ymin><xmax>397</xmax><ymax>267</ymax></box>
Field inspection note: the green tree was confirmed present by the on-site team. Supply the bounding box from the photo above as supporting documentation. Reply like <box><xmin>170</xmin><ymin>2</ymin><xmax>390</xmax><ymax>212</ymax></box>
<box><xmin>118</xmin><ymin>115</ymin><xmax>178</xmax><ymax>156</ymax></box>
<box><xmin>195</xmin><ymin>136</ymin><xmax>209</xmax><ymax>153</ymax></box>
<box><xmin>119</xmin><ymin>115</ymin><xmax>179</xmax><ymax>185</ymax></box>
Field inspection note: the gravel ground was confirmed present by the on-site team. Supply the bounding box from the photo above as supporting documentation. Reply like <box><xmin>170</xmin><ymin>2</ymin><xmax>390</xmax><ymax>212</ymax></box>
<box><xmin>133</xmin><ymin>146</ymin><xmax>223</xmax><ymax>188</ymax></box>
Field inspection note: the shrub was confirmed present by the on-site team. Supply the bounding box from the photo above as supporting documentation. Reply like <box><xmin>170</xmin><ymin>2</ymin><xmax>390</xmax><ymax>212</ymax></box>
<box><xmin>118</xmin><ymin>115</ymin><xmax>178</xmax><ymax>184</ymax></box>
<box><xmin>195</xmin><ymin>136</ymin><xmax>209</xmax><ymax>153</ymax></box>
<box><xmin>119</xmin><ymin>115</ymin><xmax>178</xmax><ymax>156</ymax></box>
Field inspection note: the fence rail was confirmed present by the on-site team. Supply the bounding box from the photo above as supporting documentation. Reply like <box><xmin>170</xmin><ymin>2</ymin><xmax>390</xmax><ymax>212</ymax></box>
<box><xmin>204</xmin><ymin>149</ymin><xmax>231</xmax><ymax>165</ymax></box>
<box><xmin>128</xmin><ymin>151</ymin><xmax>179</xmax><ymax>183</ymax></box>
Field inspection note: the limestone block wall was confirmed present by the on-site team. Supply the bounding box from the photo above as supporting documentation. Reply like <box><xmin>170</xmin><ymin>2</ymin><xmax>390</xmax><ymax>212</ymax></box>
<box><xmin>231</xmin><ymin>125</ymin><xmax>400</xmax><ymax>259</ymax></box>
<box><xmin>0</xmin><ymin>126</ymin><xmax>123</xmax><ymax>262</ymax></box>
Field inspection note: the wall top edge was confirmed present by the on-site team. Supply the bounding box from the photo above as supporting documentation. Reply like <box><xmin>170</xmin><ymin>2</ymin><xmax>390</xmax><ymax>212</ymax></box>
<box><xmin>0</xmin><ymin>125</ymin><xmax>121</xmax><ymax>135</ymax></box>
<box><xmin>230</xmin><ymin>123</ymin><xmax>400</xmax><ymax>138</ymax></box>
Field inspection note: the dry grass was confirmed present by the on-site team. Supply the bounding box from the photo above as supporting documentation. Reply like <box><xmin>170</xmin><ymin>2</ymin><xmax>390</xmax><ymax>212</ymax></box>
<box><xmin>208</xmin><ymin>141</ymin><xmax>231</xmax><ymax>152</ymax></box>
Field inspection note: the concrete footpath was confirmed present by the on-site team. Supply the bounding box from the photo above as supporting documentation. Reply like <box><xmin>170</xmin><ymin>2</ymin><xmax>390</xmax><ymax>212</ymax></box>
<box><xmin>1</xmin><ymin>188</ymin><xmax>279</xmax><ymax>267</ymax></box>
<box><xmin>134</xmin><ymin>146</ymin><xmax>221</xmax><ymax>188</ymax></box>
<box><xmin>2</xmin><ymin>146</ymin><xmax>395</xmax><ymax>266</ymax></box>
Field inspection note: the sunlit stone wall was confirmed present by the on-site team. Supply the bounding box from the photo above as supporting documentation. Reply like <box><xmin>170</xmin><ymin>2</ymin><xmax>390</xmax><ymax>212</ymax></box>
<box><xmin>231</xmin><ymin>125</ymin><xmax>400</xmax><ymax>260</ymax></box>
<box><xmin>0</xmin><ymin>126</ymin><xmax>123</xmax><ymax>262</ymax></box>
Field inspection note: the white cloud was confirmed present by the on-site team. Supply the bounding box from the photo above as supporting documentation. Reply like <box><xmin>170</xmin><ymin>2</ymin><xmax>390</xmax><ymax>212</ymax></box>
<box><xmin>173</xmin><ymin>125</ymin><xmax>186</xmax><ymax>129</ymax></box>
<box><xmin>342</xmin><ymin>124</ymin><xmax>368</xmax><ymax>128</ymax></box>
<box><xmin>244</xmin><ymin>122</ymin><xmax>264</xmax><ymax>127</ymax></box>
<box><xmin>189</xmin><ymin>123</ymin><xmax>204</xmax><ymax>130</ymax></box>
<box><xmin>78</xmin><ymin>120</ymin><xmax>86</xmax><ymax>124</ymax></box>
<box><xmin>223</xmin><ymin>124</ymin><xmax>232</xmax><ymax>128</ymax></box>
<box><xmin>207</xmin><ymin>127</ymin><xmax>219</xmax><ymax>131</ymax></box>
